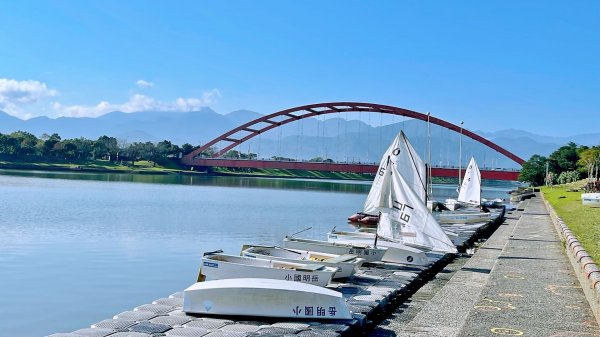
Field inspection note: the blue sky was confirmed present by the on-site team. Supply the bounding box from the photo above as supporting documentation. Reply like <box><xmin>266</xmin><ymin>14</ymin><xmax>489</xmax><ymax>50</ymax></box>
<box><xmin>0</xmin><ymin>1</ymin><xmax>598</xmax><ymax>137</ymax></box>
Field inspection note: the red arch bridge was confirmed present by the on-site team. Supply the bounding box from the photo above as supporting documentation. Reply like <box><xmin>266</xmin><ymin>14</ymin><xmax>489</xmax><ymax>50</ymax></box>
<box><xmin>181</xmin><ymin>102</ymin><xmax>524</xmax><ymax>181</ymax></box>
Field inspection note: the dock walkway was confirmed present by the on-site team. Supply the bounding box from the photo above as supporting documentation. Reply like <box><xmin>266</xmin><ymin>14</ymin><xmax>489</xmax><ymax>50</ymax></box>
<box><xmin>375</xmin><ymin>194</ymin><xmax>600</xmax><ymax>337</ymax></box>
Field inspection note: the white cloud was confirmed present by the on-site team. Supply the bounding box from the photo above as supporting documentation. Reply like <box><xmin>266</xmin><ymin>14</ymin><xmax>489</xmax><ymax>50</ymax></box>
<box><xmin>0</xmin><ymin>78</ymin><xmax>57</xmax><ymax>116</ymax></box>
<box><xmin>52</xmin><ymin>89</ymin><xmax>222</xmax><ymax>118</ymax></box>
<box><xmin>136</xmin><ymin>79</ymin><xmax>154</xmax><ymax>88</ymax></box>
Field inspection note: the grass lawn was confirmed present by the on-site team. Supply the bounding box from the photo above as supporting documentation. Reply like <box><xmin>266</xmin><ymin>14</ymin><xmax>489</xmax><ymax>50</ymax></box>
<box><xmin>542</xmin><ymin>183</ymin><xmax>600</xmax><ymax>262</ymax></box>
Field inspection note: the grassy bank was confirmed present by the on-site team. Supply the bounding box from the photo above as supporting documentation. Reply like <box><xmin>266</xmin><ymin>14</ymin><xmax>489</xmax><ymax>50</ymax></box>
<box><xmin>542</xmin><ymin>183</ymin><xmax>600</xmax><ymax>261</ymax></box>
<box><xmin>211</xmin><ymin>167</ymin><xmax>373</xmax><ymax>180</ymax></box>
<box><xmin>0</xmin><ymin>158</ymin><xmax>187</xmax><ymax>174</ymax></box>
<box><xmin>0</xmin><ymin>158</ymin><xmax>479</xmax><ymax>183</ymax></box>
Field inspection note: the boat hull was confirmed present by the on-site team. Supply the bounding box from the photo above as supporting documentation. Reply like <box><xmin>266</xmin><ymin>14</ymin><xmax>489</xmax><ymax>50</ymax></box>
<box><xmin>200</xmin><ymin>253</ymin><xmax>336</xmax><ymax>287</ymax></box>
<box><xmin>326</xmin><ymin>232</ymin><xmax>430</xmax><ymax>266</ymax></box>
<box><xmin>282</xmin><ymin>237</ymin><xmax>386</xmax><ymax>263</ymax></box>
<box><xmin>434</xmin><ymin>210</ymin><xmax>497</xmax><ymax>224</ymax></box>
<box><xmin>241</xmin><ymin>246</ymin><xmax>364</xmax><ymax>279</ymax></box>
<box><xmin>183</xmin><ymin>278</ymin><xmax>353</xmax><ymax>319</ymax></box>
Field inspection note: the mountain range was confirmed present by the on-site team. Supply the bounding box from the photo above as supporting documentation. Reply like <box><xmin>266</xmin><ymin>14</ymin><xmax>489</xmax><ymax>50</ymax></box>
<box><xmin>2</xmin><ymin>108</ymin><xmax>599</xmax><ymax>169</ymax></box>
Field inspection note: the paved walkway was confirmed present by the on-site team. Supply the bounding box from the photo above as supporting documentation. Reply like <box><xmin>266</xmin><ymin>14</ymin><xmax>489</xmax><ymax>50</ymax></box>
<box><xmin>374</xmin><ymin>195</ymin><xmax>600</xmax><ymax>337</ymax></box>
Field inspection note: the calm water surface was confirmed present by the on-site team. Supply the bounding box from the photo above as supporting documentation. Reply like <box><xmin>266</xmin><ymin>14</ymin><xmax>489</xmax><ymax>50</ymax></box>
<box><xmin>0</xmin><ymin>170</ymin><xmax>517</xmax><ymax>337</ymax></box>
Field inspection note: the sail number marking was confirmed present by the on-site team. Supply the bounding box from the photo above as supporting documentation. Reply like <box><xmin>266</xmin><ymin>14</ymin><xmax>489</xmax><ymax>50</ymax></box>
<box><xmin>392</xmin><ymin>201</ymin><xmax>414</xmax><ymax>224</ymax></box>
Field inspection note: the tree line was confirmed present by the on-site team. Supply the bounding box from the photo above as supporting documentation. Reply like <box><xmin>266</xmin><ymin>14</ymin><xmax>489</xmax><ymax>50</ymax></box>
<box><xmin>7</xmin><ymin>129</ymin><xmax>593</xmax><ymax>186</ymax></box>
<box><xmin>519</xmin><ymin>142</ymin><xmax>600</xmax><ymax>188</ymax></box>
<box><xmin>0</xmin><ymin>130</ymin><xmax>338</xmax><ymax>166</ymax></box>
<box><xmin>0</xmin><ymin>131</ymin><xmax>210</xmax><ymax>166</ymax></box>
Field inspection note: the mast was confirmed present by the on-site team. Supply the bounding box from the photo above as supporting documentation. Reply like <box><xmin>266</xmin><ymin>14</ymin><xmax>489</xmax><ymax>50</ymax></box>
<box><xmin>427</xmin><ymin>112</ymin><xmax>433</xmax><ymax>197</ymax></box>
<box><xmin>458</xmin><ymin>121</ymin><xmax>464</xmax><ymax>190</ymax></box>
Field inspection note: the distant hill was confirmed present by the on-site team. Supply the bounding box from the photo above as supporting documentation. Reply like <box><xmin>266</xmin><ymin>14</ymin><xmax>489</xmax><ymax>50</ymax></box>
<box><xmin>1</xmin><ymin>109</ymin><xmax>598</xmax><ymax>169</ymax></box>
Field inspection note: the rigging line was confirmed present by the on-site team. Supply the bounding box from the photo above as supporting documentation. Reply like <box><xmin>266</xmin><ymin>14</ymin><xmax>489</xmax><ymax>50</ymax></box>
<box><xmin>379</xmin><ymin>112</ymin><xmax>383</xmax><ymax>165</ymax></box>
<box><xmin>258</xmin><ymin>130</ymin><xmax>261</xmax><ymax>160</ymax></box>
<box><xmin>316</xmin><ymin>112</ymin><xmax>320</xmax><ymax>159</ymax></box>
<box><xmin>336</xmin><ymin>111</ymin><xmax>340</xmax><ymax>163</ymax></box>
<box><xmin>344</xmin><ymin>111</ymin><xmax>349</xmax><ymax>163</ymax></box>
<box><xmin>356</xmin><ymin>112</ymin><xmax>361</xmax><ymax>163</ymax></box>
<box><xmin>277</xmin><ymin>120</ymin><xmax>282</xmax><ymax>159</ymax></box>
<box><xmin>300</xmin><ymin>118</ymin><xmax>304</xmax><ymax>161</ymax></box>
<box><xmin>322</xmin><ymin>113</ymin><xmax>326</xmax><ymax>160</ymax></box>
<box><xmin>296</xmin><ymin>119</ymin><xmax>301</xmax><ymax>161</ymax></box>
<box><xmin>367</xmin><ymin>112</ymin><xmax>371</xmax><ymax>162</ymax></box>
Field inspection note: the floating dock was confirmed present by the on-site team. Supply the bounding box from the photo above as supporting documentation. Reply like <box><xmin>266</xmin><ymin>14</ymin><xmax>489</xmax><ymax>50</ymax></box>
<box><xmin>47</xmin><ymin>209</ymin><xmax>506</xmax><ymax>337</ymax></box>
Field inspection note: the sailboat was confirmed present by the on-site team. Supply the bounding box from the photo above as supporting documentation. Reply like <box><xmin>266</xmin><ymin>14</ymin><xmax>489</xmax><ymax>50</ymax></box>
<box><xmin>444</xmin><ymin>156</ymin><xmax>481</xmax><ymax>211</ymax></box>
<box><xmin>332</xmin><ymin>154</ymin><xmax>457</xmax><ymax>255</ymax></box>
<box><xmin>348</xmin><ymin>131</ymin><xmax>427</xmax><ymax>225</ymax></box>
<box><xmin>333</xmin><ymin>131</ymin><xmax>456</xmax><ymax>259</ymax></box>
<box><xmin>437</xmin><ymin>156</ymin><xmax>504</xmax><ymax>224</ymax></box>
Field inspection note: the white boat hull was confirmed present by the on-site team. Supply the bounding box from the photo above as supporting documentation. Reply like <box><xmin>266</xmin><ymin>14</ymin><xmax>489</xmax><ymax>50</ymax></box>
<box><xmin>200</xmin><ymin>253</ymin><xmax>336</xmax><ymax>287</ymax></box>
<box><xmin>241</xmin><ymin>245</ymin><xmax>364</xmax><ymax>279</ymax></box>
<box><xmin>282</xmin><ymin>237</ymin><xmax>386</xmax><ymax>263</ymax></box>
<box><xmin>183</xmin><ymin>278</ymin><xmax>352</xmax><ymax>319</ymax></box>
<box><xmin>326</xmin><ymin>232</ymin><xmax>430</xmax><ymax>266</ymax></box>
<box><xmin>582</xmin><ymin>193</ymin><xmax>600</xmax><ymax>207</ymax></box>
<box><xmin>434</xmin><ymin>210</ymin><xmax>497</xmax><ymax>224</ymax></box>
<box><xmin>444</xmin><ymin>199</ymin><xmax>464</xmax><ymax>211</ymax></box>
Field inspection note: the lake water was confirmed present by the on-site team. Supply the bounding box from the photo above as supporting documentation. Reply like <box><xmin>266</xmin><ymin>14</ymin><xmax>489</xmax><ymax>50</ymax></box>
<box><xmin>0</xmin><ymin>170</ymin><xmax>518</xmax><ymax>337</ymax></box>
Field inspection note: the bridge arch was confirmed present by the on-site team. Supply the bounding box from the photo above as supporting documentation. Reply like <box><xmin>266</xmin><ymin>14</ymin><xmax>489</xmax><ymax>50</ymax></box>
<box><xmin>183</xmin><ymin>102</ymin><xmax>525</xmax><ymax>166</ymax></box>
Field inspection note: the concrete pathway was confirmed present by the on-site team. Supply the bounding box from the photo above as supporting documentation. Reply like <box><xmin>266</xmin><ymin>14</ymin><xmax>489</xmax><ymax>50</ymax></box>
<box><xmin>373</xmin><ymin>195</ymin><xmax>600</xmax><ymax>337</ymax></box>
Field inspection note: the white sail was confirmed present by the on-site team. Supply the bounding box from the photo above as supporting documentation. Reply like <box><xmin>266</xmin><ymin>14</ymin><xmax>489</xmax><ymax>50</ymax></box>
<box><xmin>457</xmin><ymin>156</ymin><xmax>481</xmax><ymax>206</ymax></box>
<box><xmin>377</xmin><ymin>160</ymin><xmax>457</xmax><ymax>254</ymax></box>
<box><xmin>396</xmin><ymin>131</ymin><xmax>427</xmax><ymax>203</ymax></box>
<box><xmin>363</xmin><ymin>131</ymin><xmax>427</xmax><ymax>215</ymax></box>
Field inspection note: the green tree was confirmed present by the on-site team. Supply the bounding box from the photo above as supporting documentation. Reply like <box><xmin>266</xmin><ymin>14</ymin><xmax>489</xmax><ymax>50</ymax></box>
<box><xmin>71</xmin><ymin>137</ymin><xmax>94</xmax><ymax>160</ymax></box>
<box><xmin>181</xmin><ymin>143</ymin><xmax>195</xmax><ymax>155</ymax></box>
<box><xmin>548</xmin><ymin>142</ymin><xmax>579</xmax><ymax>176</ymax></box>
<box><xmin>518</xmin><ymin>154</ymin><xmax>548</xmax><ymax>186</ymax></box>
<box><xmin>0</xmin><ymin>133</ymin><xmax>20</xmax><ymax>155</ymax></box>
<box><xmin>578</xmin><ymin>146</ymin><xmax>600</xmax><ymax>180</ymax></box>
<box><xmin>156</xmin><ymin>140</ymin><xmax>179</xmax><ymax>162</ymax></box>
<box><xmin>223</xmin><ymin>150</ymin><xmax>256</xmax><ymax>159</ymax></box>
<box><xmin>59</xmin><ymin>140</ymin><xmax>79</xmax><ymax>159</ymax></box>
<box><xmin>10</xmin><ymin>131</ymin><xmax>38</xmax><ymax>156</ymax></box>
<box><xmin>93</xmin><ymin>135</ymin><xmax>119</xmax><ymax>160</ymax></box>
<box><xmin>124</xmin><ymin>142</ymin><xmax>145</xmax><ymax>166</ymax></box>
<box><xmin>40</xmin><ymin>133</ymin><xmax>61</xmax><ymax>156</ymax></box>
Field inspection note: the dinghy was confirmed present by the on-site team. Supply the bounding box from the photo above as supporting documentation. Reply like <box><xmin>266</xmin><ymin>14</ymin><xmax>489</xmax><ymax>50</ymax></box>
<box><xmin>198</xmin><ymin>252</ymin><xmax>337</xmax><ymax>287</ymax></box>
<box><xmin>444</xmin><ymin>156</ymin><xmax>482</xmax><ymax>211</ymax></box>
<box><xmin>327</xmin><ymin>230</ymin><xmax>430</xmax><ymax>265</ymax></box>
<box><xmin>183</xmin><ymin>278</ymin><xmax>352</xmax><ymax>319</ymax></box>
<box><xmin>481</xmin><ymin>198</ymin><xmax>504</xmax><ymax>208</ymax></box>
<box><xmin>336</xmin><ymin>147</ymin><xmax>457</xmax><ymax>257</ymax></box>
<box><xmin>281</xmin><ymin>237</ymin><xmax>387</xmax><ymax>263</ymax></box>
<box><xmin>240</xmin><ymin>245</ymin><xmax>365</xmax><ymax>279</ymax></box>
<box><xmin>348</xmin><ymin>131</ymin><xmax>427</xmax><ymax>224</ymax></box>
<box><xmin>434</xmin><ymin>208</ymin><xmax>501</xmax><ymax>224</ymax></box>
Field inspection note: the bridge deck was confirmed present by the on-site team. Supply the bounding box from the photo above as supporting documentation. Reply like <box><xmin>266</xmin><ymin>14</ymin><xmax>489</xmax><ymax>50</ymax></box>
<box><xmin>181</xmin><ymin>158</ymin><xmax>520</xmax><ymax>181</ymax></box>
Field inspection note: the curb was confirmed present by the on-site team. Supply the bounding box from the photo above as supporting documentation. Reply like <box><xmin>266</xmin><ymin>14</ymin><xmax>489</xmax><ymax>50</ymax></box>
<box><xmin>542</xmin><ymin>193</ymin><xmax>600</xmax><ymax>324</ymax></box>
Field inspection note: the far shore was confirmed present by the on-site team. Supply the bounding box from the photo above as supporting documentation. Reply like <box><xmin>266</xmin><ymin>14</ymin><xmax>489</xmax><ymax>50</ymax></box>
<box><xmin>0</xmin><ymin>161</ymin><xmax>475</xmax><ymax>185</ymax></box>
<box><xmin>0</xmin><ymin>159</ymin><xmax>378</xmax><ymax>181</ymax></box>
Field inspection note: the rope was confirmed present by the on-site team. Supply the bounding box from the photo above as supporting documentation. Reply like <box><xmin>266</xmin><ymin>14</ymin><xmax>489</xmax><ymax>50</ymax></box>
<box><xmin>336</xmin><ymin>111</ymin><xmax>340</xmax><ymax>162</ymax></box>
